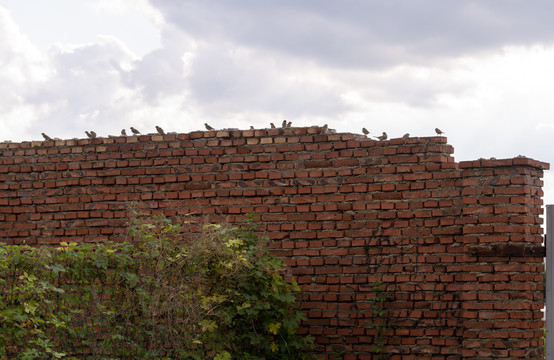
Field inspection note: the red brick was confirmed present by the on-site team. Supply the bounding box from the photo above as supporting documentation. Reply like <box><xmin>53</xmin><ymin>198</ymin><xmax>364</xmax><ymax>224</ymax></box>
<box><xmin>0</xmin><ymin>129</ymin><xmax>547</xmax><ymax>360</ymax></box>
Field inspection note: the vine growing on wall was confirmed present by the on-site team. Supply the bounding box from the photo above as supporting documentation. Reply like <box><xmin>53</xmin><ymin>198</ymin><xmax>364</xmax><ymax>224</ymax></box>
<box><xmin>367</xmin><ymin>281</ymin><xmax>395</xmax><ymax>360</ymax></box>
<box><xmin>364</xmin><ymin>224</ymin><xmax>397</xmax><ymax>360</ymax></box>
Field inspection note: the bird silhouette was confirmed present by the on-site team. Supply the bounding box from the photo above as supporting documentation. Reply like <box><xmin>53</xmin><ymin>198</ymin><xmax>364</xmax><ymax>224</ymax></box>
<box><xmin>85</xmin><ymin>131</ymin><xmax>92</xmax><ymax>138</ymax></box>
<box><xmin>376</xmin><ymin>132</ymin><xmax>388</xmax><ymax>141</ymax></box>
<box><xmin>270</xmin><ymin>123</ymin><xmax>276</xmax><ymax>129</ymax></box>
<box><xmin>403</xmin><ymin>133</ymin><xmax>410</xmax><ymax>138</ymax></box>
<box><xmin>42</xmin><ymin>133</ymin><xmax>52</xmax><ymax>141</ymax></box>
<box><xmin>286</xmin><ymin>121</ymin><xmax>292</xmax><ymax>128</ymax></box>
<box><xmin>156</xmin><ymin>126</ymin><xmax>165</xmax><ymax>134</ymax></box>
<box><xmin>130</xmin><ymin>127</ymin><xmax>140</xmax><ymax>135</ymax></box>
<box><xmin>435</xmin><ymin>128</ymin><xmax>444</xmax><ymax>136</ymax></box>
<box><xmin>121</xmin><ymin>129</ymin><xmax>127</xmax><ymax>136</ymax></box>
<box><xmin>204</xmin><ymin>123</ymin><xmax>214</xmax><ymax>131</ymax></box>
<box><xmin>90</xmin><ymin>131</ymin><xmax>97</xmax><ymax>138</ymax></box>
<box><xmin>250</xmin><ymin>126</ymin><xmax>254</xmax><ymax>130</ymax></box>
<box><xmin>321</xmin><ymin>124</ymin><xmax>328</xmax><ymax>134</ymax></box>
<box><xmin>362</xmin><ymin>128</ymin><xmax>369</xmax><ymax>135</ymax></box>
<box><xmin>281</xmin><ymin>120</ymin><xmax>287</xmax><ymax>128</ymax></box>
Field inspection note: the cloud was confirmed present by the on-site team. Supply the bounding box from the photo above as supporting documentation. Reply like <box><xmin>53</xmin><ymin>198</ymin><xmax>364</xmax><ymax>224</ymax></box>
<box><xmin>150</xmin><ymin>0</ymin><xmax>554</xmax><ymax>69</ymax></box>
<box><xmin>21</xmin><ymin>37</ymin><xmax>140</xmax><ymax>136</ymax></box>
<box><xmin>185</xmin><ymin>43</ymin><xmax>351</xmax><ymax>119</ymax></box>
<box><xmin>121</xmin><ymin>25</ymin><xmax>193</xmax><ymax>103</ymax></box>
<box><xmin>134</xmin><ymin>0</ymin><xmax>554</xmax><ymax>130</ymax></box>
<box><xmin>0</xmin><ymin>6</ymin><xmax>50</xmax><ymax>140</ymax></box>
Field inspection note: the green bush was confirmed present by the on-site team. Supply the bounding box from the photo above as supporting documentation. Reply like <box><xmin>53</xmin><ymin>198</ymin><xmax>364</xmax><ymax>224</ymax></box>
<box><xmin>0</xmin><ymin>214</ymin><xmax>314</xmax><ymax>359</ymax></box>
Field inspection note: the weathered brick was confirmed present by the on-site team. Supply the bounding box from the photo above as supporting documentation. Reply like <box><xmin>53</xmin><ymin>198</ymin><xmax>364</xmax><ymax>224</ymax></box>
<box><xmin>0</xmin><ymin>128</ymin><xmax>547</xmax><ymax>360</ymax></box>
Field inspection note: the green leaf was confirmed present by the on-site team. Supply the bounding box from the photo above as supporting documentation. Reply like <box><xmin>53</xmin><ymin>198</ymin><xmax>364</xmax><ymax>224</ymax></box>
<box><xmin>46</xmin><ymin>263</ymin><xmax>66</xmax><ymax>274</ymax></box>
<box><xmin>268</xmin><ymin>322</ymin><xmax>282</xmax><ymax>335</ymax></box>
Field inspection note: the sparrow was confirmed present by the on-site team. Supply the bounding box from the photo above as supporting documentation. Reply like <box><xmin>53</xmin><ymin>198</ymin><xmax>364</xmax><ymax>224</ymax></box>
<box><xmin>435</xmin><ymin>128</ymin><xmax>444</xmax><ymax>136</ymax></box>
<box><xmin>282</xmin><ymin>120</ymin><xmax>287</xmax><ymax>128</ymax></box>
<box><xmin>321</xmin><ymin>124</ymin><xmax>328</xmax><ymax>134</ymax></box>
<box><xmin>155</xmin><ymin>126</ymin><xmax>165</xmax><ymax>134</ymax></box>
<box><xmin>270</xmin><ymin>123</ymin><xmax>276</xmax><ymax>129</ymax></box>
<box><xmin>204</xmin><ymin>123</ymin><xmax>214</xmax><ymax>131</ymax></box>
<box><xmin>376</xmin><ymin>132</ymin><xmax>388</xmax><ymax>141</ymax></box>
<box><xmin>286</xmin><ymin>121</ymin><xmax>292</xmax><ymax>128</ymax></box>
<box><xmin>403</xmin><ymin>133</ymin><xmax>410</xmax><ymax>138</ymax></box>
<box><xmin>130</xmin><ymin>127</ymin><xmax>140</xmax><ymax>135</ymax></box>
<box><xmin>121</xmin><ymin>129</ymin><xmax>127</xmax><ymax>136</ymax></box>
<box><xmin>42</xmin><ymin>133</ymin><xmax>52</xmax><ymax>141</ymax></box>
<box><xmin>362</xmin><ymin>128</ymin><xmax>369</xmax><ymax>135</ymax></box>
<box><xmin>85</xmin><ymin>131</ymin><xmax>92</xmax><ymax>138</ymax></box>
<box><xmin>90</xmin><ymin>131</ymin><xmax>97</xmax><ymax>138</ymax></box>
<box><xmin>250</xmin><ymin>126</ymin><xmax>255</xmax><ymax>130</ymax></box>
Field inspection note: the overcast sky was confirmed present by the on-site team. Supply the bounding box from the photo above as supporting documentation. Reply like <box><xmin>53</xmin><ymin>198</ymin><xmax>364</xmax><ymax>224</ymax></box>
<box><xmin>1</xmin><ymin>0</ymin><xmax>553</xmax><ymax>205</ymax></box>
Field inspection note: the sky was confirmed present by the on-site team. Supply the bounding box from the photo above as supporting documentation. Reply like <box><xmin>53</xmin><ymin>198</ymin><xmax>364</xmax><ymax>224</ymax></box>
<box><xmin>1</xmin><ymin>0</ymin><xmax>554</xmax><ymax>206</ymax></box>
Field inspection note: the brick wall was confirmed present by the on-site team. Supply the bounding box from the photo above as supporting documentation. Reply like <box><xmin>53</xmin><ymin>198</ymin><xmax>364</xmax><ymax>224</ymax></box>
<box><xmin>0</xmin><ymin>126</ymin><xmax>548</xmax><ymax>359</ymax></box>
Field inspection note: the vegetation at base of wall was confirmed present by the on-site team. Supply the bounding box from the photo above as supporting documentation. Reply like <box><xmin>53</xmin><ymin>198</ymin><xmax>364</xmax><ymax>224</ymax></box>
<box><xmin>0</xmin><ymin>213</ymin><xmax>314</xmax><ymax>359</ymax></box>
<box><xmin>367</xmin><ymin>281</ymin><xmax>395</xmax><ymax>360</ymax></box>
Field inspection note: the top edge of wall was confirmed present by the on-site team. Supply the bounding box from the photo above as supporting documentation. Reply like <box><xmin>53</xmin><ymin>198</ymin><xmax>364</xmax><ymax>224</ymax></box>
<box><xmin>459</xmin><ymin>157</ymin><xmax>550</xmax><ymax>171</ymax></box>
<box><xmin>0</xmin><ymin>126</ymin><xmax>549</xmax><ymax>170</ymax></box>
<box><xmin>0</xmin><ymin>126</ymin><xmax>447</xmax><ymax>148</ymax></box>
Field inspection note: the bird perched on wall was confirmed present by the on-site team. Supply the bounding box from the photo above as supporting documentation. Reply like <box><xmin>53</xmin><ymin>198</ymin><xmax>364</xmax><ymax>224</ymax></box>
<box><xmin>250</xmin><ymin>126</ymin><xmax>254</xmax><ymax>130</ymax></box>
<box><xmin>42</xmin><ymin>133</ymin><xmax>52</xmax><ymax>141</ymax></box>
<box><xmin>281</xmin><ymin>120</ymin><xmax>287</xmax><ymax>128</ymax></box>
<box><xmin>85</xmin><ymin>131</ymin><xmax>92</xmax><ymax>138</ymax></box>
<box><xmin>270</xmin><ymin>123</ymin><xmax>276</xmax><ymax>129</ymax></box>
<box><xmin>362</xmin><ymin>128</ymin><xmax>369</xmax><ymax>135</ymax></box>
<box><xmin>121</xmin><ymin>129</ymin><xmax>127</xmax><ymax>136</ymax></box>
<box><xmin>376</xmin><ymin>132</ymin><xmax>387</xmax><ymax>141</ymax></box>
<box><xmin>435</xmin><ymin>128</ymin><xmax>444</xmax><ymax>136</ymax></box>
<box><xmin>130</xmin><ymin>127</ymin><xmax>140</xmax><ymax>135</ymax></box>
<box><xmin>403</xmin><ymin>133</ymin><xmax>410</xmax><ymax>138</ymax></box>
<box><xmin>321</xmin><ymin>124</ymin><xmax>328</xmax><ymax>134</ymax></box>
<box><xmin>204</xmin><ymin>123</ymin><xmax>214</xmax><ymax>131</ymax></box>
<box><xmin>286</xmin><ymin>121</ymin><xmax>292</xmax><ymax>128</ymax></box>
<box><xmin>155</xmin><ymin>126</ymin><xmax>165</xmax><ymax>134</ymax></box>
<box><xmin>90</xmin><ymin>131</ymin><xmax>97</xmax><ymax>138</ymax></box>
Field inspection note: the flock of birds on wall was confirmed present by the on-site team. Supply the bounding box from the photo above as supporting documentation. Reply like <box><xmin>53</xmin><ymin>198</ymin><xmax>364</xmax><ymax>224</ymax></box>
<box><xmin>39</xmin><ymin>122</ymin><xmax>445</xmax><ymax>142</ymax></box>
<box><xmin>41</xmin><ymin>126</ymin><xmax>165</xmax><ymax>141</ymax></box>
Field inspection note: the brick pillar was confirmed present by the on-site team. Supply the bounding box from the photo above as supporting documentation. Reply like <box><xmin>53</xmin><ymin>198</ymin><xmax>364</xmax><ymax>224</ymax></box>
<box><xmin>458</xmin><ymin>158</ymin><xmax>548</xmax><ymax>359</ymax></box>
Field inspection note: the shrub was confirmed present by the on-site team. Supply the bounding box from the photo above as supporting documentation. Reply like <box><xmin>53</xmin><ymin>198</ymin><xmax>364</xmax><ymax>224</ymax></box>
<box><xmin>0</xmin><ymin>214</ymin><xmax>314</xmax><ymax>359</ymax></box>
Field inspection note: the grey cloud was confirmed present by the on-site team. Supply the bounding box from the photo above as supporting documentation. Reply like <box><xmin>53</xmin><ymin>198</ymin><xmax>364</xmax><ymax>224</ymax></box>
<box><xmin>150</xmin><ymin>0</ymin><xmax>554</xmax><ymax>69</ymax></box>
<box><xmin>123</xmin><ymin>26</ymin><xmax>192</xmax><ymax>102</ymax></box>
<box><xmin>28</xmin><ymin>39</ymin><xmax>134</xmax><ymax>103</ymax></box>
<box><xmin>143</xmin><ymin>0</ymin><xmax>554</xmax><ymax>116</ymax></box>
<box><xmin>123</xmin><ymin>48</ymin><xmax>187</xmax><ymax>102</ymax></box>
<box><xmin>22</xmin><ymin>38</ymin><xmax>139</xmax><ymax>137</ymax></box>
<box><xmin>187</xmin><ymin>43</ymin><xmax>350</xmax><ymax>117</ymax></box>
